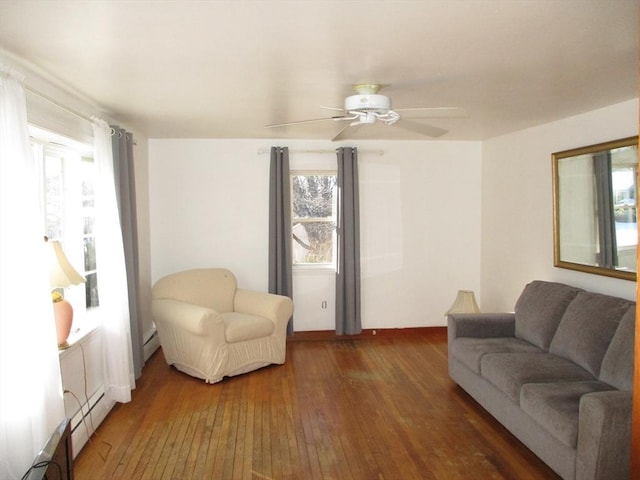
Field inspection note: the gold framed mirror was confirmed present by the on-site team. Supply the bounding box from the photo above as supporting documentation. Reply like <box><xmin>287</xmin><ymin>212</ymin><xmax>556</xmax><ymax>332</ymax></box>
<box><xmin>553</xmin><ymin>136</ymin><xmax>638</xmax><ymax>281</ymax></box>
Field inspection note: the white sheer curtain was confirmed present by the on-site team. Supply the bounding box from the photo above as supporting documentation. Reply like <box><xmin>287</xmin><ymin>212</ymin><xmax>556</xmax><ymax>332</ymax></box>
<box><xmin>0</xmin><ymin>67</ymin><xmax>65</xmax><ymax>479</ymax></box>
<box><xmin>92</xmin><ymin>118</ymin><xmax>135</xmax><ymax>403</ymax></box>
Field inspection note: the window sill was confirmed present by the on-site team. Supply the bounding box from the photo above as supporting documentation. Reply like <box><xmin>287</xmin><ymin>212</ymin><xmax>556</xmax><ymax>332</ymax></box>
<box><xmin>293</xmin><ymin>265</ymin><xmax>336</xmax><ymax>276</ymax></box>
<box><xmin>58</xmin><ymin>318</ymin><xmax>101</xmax><ymax>359</ymax></box>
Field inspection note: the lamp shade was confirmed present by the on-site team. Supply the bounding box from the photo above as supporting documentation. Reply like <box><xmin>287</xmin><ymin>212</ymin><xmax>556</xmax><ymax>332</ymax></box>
<box><xmin>446</xmin><ymin>290</ymin><xmax>480</xmax><ymax>315</ymax></box>
<box><xmin>48</xmin><ymin>240</ymin><xmax>86</xmax><ymax>288</ymax></box>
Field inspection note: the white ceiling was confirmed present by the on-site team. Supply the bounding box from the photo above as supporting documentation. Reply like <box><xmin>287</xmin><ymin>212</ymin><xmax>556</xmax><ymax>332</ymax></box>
<box><xmin>0</xmin><ymin>0</ymin><xmax>638</xmax><ymax>141</ymax></box>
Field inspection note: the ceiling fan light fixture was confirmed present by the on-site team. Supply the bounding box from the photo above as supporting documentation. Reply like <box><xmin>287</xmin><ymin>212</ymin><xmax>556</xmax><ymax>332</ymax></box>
<box><xmin>344</xmin><ymin>94</ymin><xmax>391</xmax><ymax>113</ymax></box>
<box><xmin>353</xmin><ymin>83</ymin><xmax>384</xmax><ymax>95</ymax></box>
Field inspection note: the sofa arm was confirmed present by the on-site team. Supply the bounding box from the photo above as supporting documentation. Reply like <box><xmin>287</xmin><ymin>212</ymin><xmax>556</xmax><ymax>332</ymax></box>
<box><xmin>234</xmin><ymin>289</ymin><xmax>293</xmax><ymax>328</ymax></box>
<box><xmin>447</xmin><ymin>313</ymin><xmax>516</xmax><ymax>340</ymax></box>
<box><xmin>152</xmin><ymin>298</ymin><xmax>224</xmax><ymax>337</ymax></box>
<box><xmin>576</xmin><ymin>390</ymin><xmax>632</xmax><ymax>480</ymax></box>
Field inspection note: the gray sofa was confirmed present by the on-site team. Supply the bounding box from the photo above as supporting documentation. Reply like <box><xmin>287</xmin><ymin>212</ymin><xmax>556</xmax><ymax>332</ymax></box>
<box><xmin>447</xmin><ymin>280</ymin><xmax>634</xmax><ymax>480</ymax></box>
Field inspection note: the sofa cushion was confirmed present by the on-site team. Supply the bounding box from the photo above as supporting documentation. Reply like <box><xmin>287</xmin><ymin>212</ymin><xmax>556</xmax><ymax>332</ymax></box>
<box><xmin>549</xmin><ymin>292</ymin><xmax>632</xmax><ymax>376</ymax></box>
<box><xmin>514</xmin><ymin>281</ymin><xmax>582</xmax><ymax>350</ymax></box>
<box><xmin>520</xmin><ymin>381</ymin><xmax>614</xmax><ymax>448</ymax></box>
<box><xmin>450</xmin><ymin>337</ymin><xmax>542</xmax><ymax>374</ymax></box>
<box><xmin>481</xmin><ymin>352</ymin><xmax>595</xmax><ymax>403</ymax></box>
<box><xmin>221</xmin><ymin>312</ymin><xmax>274</xmax><ymax>343</ymax></box>
<box><xmin>599</xmin><ymin>307</ymin><xmax>636</xmax><ymax>390</ymax></box>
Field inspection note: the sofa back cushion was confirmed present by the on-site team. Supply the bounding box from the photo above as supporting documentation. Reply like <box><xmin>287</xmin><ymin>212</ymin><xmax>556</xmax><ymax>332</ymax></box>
<box><xmin>152</xmin><ymin>268</ymin><xmax>237</xmax><ymax>313</ymax></box>
<box><xmin>514</xmin><ymin>281</ymin><xmax>582</xmax><ymax>350</ymax></box>
<box><xmin>549</xmin><ymin>292</ymin><xmax>632</xmax><ymax>376</ymax></box>
<box><xmin>599</xmin><ymin>307</ymin><xmax>636</xmax><ymax>390</ymax></box>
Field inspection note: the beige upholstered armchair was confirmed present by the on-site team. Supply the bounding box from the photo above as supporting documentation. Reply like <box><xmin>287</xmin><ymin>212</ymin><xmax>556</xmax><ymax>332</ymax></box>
<box><xmin>151</xmin><ymin>268</ymin><xmax>293</xmax><ymax>384</ymax></box>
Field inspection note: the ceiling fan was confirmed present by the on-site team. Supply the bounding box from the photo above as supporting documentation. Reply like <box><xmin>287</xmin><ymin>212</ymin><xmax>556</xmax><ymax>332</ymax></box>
<box><xmin>264</xmin><ymin>83</ymin><xmax>466</xmax><ymax>141</ymax></box>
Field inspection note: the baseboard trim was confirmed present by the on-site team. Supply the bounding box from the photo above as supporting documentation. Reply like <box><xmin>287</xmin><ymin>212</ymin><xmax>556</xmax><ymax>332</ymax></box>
<box><xmin>288</xmin><ymin>326</ymin><xmax>446</xmax><ymax>342</ymax></box>
<box><xmin>143</xmin><ymin>329</ymin><xmax>160</xmax><ymax>361</ymax></box>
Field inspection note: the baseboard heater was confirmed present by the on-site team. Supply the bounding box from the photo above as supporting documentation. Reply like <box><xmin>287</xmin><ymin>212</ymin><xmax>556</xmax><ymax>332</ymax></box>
<box><xmin>143</xmin><ymin>328</ymin><xmax>160</xmax><ymax>361</ymax></box>
<box><xmin>64</xmin><ymin>384</ymin><xmax>113</xmax><ymax>457</ymax></box>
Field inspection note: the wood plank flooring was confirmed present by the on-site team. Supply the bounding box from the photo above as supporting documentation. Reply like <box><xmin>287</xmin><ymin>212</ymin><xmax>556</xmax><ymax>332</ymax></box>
<box><xmin>73</xmin><ymin>328</ymin><xmax>560</xmax><ymax>479</ymax></box>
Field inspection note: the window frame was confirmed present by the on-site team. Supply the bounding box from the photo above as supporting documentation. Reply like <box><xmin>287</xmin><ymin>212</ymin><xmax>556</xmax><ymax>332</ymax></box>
<box><xmin>30</xmin><ymin>126</ymin><xmax>100</xmax><ymax>320</ymax></box>
<box><xmin>290</xmin><ymin>169</ymin><xmax>338</xmax><ymax>271</ymax></box>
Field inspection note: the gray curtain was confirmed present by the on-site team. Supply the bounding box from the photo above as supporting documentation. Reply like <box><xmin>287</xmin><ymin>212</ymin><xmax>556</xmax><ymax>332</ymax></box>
<box><xmin>593</xmin><ymin>151</ymin><xmax>618</xmax><ymax>268</ymax></box>
<box><xmin>268</xmin><ymin>146</ymin><xmax>294</xmax><ymax>335</ymax></box>
<box><xmin>335</xmin><ymin>147</ymin><xmax>361</xmax><ymax>335</ymax></box>
<box><xmin>111</xmin><ymin>126</ymin><xmax>144</xmax><ymax>379</ymax></box>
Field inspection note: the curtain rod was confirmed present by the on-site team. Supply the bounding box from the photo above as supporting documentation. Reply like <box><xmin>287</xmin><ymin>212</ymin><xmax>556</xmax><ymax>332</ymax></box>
<box><xmin>23</xmin><ymin>85</ymin><xmax>135</xmax><ymax>141</ymax></box>
<box><xmin>24</xmin><ymin>84</ymin><xmax>95</xmax><ymax>125</ymax></box>
<box><xmin>257</xmin><ymin>148</ymin><xmax>384</xmax><ymax>156</ymax></box>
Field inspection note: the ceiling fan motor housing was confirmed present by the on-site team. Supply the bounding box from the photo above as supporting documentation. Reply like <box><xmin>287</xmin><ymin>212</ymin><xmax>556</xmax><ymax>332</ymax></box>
<box><xmin>345</xmin><ymin>94</ymin><xmax>391</xmax><ymax>113</ymax></box>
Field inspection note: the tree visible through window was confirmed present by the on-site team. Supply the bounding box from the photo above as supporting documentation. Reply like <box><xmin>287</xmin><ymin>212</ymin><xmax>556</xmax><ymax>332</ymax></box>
<box><xmin>291</xmin><ymin>173</ymin><xmax>337</xmax><ymax>265</ymax></box>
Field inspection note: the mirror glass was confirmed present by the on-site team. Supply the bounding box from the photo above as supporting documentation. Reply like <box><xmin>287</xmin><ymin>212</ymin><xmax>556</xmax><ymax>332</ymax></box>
<box><xmin>553</xmin><ymin>137</ymin><xmax>638</xmax><ymax>281</ymax></box>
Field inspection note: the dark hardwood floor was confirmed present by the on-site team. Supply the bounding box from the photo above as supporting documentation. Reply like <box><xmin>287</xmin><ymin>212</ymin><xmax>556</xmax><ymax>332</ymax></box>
<box><xmin>73</xmin><ymin>328</ymin><xmax>560</xmax><ymax>479</ymax></box>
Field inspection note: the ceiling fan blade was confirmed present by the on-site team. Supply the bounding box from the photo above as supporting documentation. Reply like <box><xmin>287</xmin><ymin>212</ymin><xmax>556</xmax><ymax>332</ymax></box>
<box><xmin>331</xmin><ymin>123</ymin><xmax>362</xmax><ymax>142</ymax></box>
<box><xmin>396</xmin><ymin>119</ymin><xmax>448</xmax><ymax>138</ymax></box>
<box><xmin>320</xmin><ymin>105</ymin><xmax>347</xmax><ymax>112</ymax></box>
<box><xmin>265</xmin><ymin>116</ymin><xmax>350</xmax><ymax>128</ymax></box>
<box><xmin>394</xmin><ymin>107</ymin><xmax>468</xmax><ymax>118</ymax></box>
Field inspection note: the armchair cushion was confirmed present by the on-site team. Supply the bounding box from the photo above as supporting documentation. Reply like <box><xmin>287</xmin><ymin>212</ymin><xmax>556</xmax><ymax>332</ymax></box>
<box><xmin>220</xmin><ymin>312</ymin><xmax>274</xmax><ymax>343</ymax></box>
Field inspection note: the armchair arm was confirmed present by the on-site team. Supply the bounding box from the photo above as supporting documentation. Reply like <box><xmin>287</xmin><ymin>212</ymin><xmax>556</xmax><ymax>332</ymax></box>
<box><xmin>576</xmin><ymin>390</ymin><xmax>632</xmax><ymax>480</ymax></box>
<box><xmin>234</xmin><ymin>289</ymin><xmax>293</xmax><ymax>327</ymax></box>
<box><xmin>152</xmin><ymin>298</ymin><xmax>224</xmax><ymax>337</ymax></box>
<box><xmin>447</xmin><ymin>313</ymin><xmax>516</xmax><ymax>340</ymax></box>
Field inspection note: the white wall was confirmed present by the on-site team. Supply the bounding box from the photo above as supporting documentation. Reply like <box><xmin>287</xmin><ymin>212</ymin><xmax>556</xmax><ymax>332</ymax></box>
<box><xmin>481</xmin><ymin>99</ymin><xmax>638</xmax><ymax>311</ymax></box>
<box><xmin>358</xmin><ymin>141</ymin><xmax>482</xmax><ymax>327</ymax></box>
<box><xmin>149</xmin><ymin>139</ymin><xmax>482</xmax><ymax>330</ymax></box>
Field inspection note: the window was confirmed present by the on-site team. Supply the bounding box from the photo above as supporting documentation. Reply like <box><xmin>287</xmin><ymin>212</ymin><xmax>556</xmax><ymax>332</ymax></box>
<box><xmin>31</xmin><ymin>127</ymin><xmax>99</xmax><ymax>312</ymax></box>
<box><xmin>291</xmin><ymin>172</ymin><xmax>337</xmax><ymax>266</ymax></box>
<box><xmin>612</xmin><ymin>160</ymin><xmax>637</xmax><ymax>246</ymax></box>
<box><xmin>611</xmin><ymin>147</ymin><xmax>638</xmax><ymax>251</ymax></box>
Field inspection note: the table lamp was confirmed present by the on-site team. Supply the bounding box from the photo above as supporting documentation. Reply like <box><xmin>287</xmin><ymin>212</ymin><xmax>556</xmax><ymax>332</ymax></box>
<box><xmin>47</xmin><ymin>238</ymin><xmax>86</xmax><ymax>349</ymax></box>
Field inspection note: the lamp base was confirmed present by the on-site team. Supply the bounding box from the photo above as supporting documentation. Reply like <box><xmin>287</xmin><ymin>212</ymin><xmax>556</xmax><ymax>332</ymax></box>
<box><xmin>53</xmin><ymin>299</ymin><xmax>73</xmax><ymax>348</ymax></box>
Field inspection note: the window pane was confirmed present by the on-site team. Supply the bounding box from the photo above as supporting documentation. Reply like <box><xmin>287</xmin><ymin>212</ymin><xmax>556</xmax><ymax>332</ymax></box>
<box><xmin>45</xmin><ymin>155</ymin><xmax>64</xmax><ymax>240</ymax></box>
<box><xmin>83</xmin><ymin>216</ymin><xmax>95</xmax><ymax>235</ymax></box>
<box><xmin>81</xmin><ymin>156</ymin><xmax>95</xmax><ymax>208</ymax></box>
<box><xmin>80</xmin><ymin>156</ymin><xmax>98</xmax><ymax>308</ymax></box>
<box><xmin>85</xmin><ymin>272</ymin><xmax>99</xmax><ymax>308</ymax></box>
<box><xmin>291</xmin><ymin>173</ymin><xmax>337</xmax><ymax>265</ymax></box>
<box><xmin>292</xmin><ymin>175</ymin><xmax>336</xmax><ymax>219</ymax></box>
<box><xmin>293</xmin><ymin>221</ymin><xmax>335</xmax><ymax>264</ymax></box>
<box><xmin>84</xmin><ymin>237</ymin><xmax>97</xmax><ymax>271</ymax></box>
<box><xmin>613</xmin><ymin>158</ymin><xmax>637</xmax><ymax>247</ymax></box>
